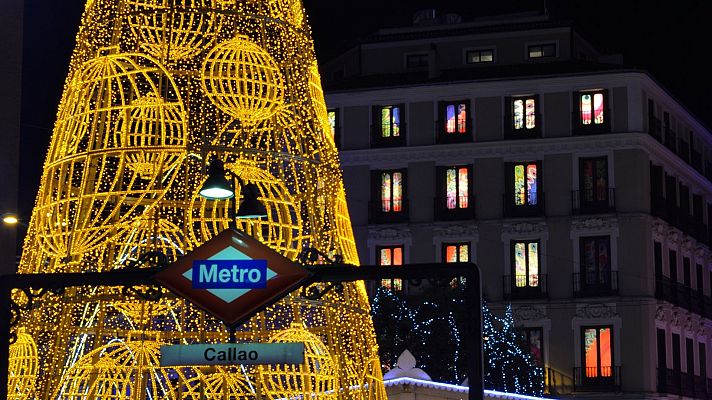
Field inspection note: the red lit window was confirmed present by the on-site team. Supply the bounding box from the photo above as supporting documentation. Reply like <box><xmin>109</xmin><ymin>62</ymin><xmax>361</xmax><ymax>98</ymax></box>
<box><xmin>378</xmin><ymin>245</ymin><xmax>403</xmax><ymax>291</ymax></box>
<box><xmin>582</xmin><ymin>326</ymin><xmax>613</xmax><ymax>377</ymax></box>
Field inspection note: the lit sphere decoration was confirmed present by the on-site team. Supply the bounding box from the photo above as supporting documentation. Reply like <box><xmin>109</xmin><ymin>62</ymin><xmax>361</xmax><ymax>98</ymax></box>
<box><xmin>37</xmin><ymin>51</ymin><xmax>185</xmax><ymax>261</ymax></box>
<box><xmin>8</xmin><ymin>329</ymin><xmax>38</xmax><ymax>400</ymax></box>
<box><xmin>257</xmin><ymin>324</ymin><xmax>337</xmax><ymax>400</ymax></box>
<box><xmin>126</xmin><ymin>0</ymin><xmax>224</xmax><ymax>61</ymax></box>
<box><xmin>54</xmin><ymin>340</ymin><xmax>200</xmax><ymax>399</ymax></box>
<box><xmin>114</xmin><ymin>217</ymin><xmax>188</xmax><ymax>267</ymax></box>
<box><xmin>201</xmin><ymin>35</ymin><xmax>285</xmax><ymax>125</ymax></box>
<box><xmin>198</xmin><ymin>367</ymin><xmax>255</xmax><ymax>399</ymax></box>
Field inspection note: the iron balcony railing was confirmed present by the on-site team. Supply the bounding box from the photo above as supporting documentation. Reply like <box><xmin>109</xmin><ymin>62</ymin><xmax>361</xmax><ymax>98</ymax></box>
<box><xmin>434</xmin><ymin>195</ymin><xmax>476</xmax><ymax>221</ymax></box>
<box><xmin>503</xmin><ymin>192</ymin><xmax>545</xmax><ymax>218</ymax></box>
<box><xmin>572</xmin><ymin>271</ymin><xmax>618</xmax><ymax>297</ymax></box>
<box><xmin>572</xmin><ymin>188</ymin><xmax>615</xmax><ymax>214</ymax></box>
<box><xmin>545</xmin><ymin>367</ymin><xmax>574</xmax><ymax>396</ymax></box>
<box><xmin>573</xmin><ymin>366</ymin><xmax>621</xmax><ymax>392</ymax></box>
<box><xmin>503</xmin><ymin>274</ymin><xmax>548</xmax><ymax>299</ymax></box>
<box><xmin>368</xmin><ymin>199</ymin><xmax>409</xmax><ymax>224</ymax></box>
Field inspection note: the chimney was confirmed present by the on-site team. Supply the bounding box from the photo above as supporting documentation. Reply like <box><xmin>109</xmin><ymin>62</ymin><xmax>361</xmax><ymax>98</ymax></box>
<box><xmin>413</xmin><ymin>9</ymin><xmax>439</xmax><ymax>27</ymax></box>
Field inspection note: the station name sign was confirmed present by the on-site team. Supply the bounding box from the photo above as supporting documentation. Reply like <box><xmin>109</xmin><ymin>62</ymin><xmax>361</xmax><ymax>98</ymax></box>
<box><xmin>191</xmin><ymin>260</ymin><xmax>268</xmax><ymax>289</ymax></box>
<box><xmin>160</xmin><ymin>343</ymin><xmax>305</xmax><ymax>367</ymax></box>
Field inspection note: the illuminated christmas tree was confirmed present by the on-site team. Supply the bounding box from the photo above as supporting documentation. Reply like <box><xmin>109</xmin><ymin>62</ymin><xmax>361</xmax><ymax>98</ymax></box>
<box><xmin>12</xmin><ymin>1</ymin><xmax>386</xmax><ymax>399</ymax></box>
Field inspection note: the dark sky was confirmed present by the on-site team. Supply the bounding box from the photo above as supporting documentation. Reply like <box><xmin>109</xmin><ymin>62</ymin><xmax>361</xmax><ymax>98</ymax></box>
<box><xmin>18</xmin><ymin>0</ymin><xmax>711</xmax><ymax>217</ymax></box>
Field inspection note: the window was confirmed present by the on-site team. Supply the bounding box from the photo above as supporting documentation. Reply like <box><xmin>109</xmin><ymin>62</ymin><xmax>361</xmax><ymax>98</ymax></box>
<box><xmin>582</xmin><ymin>326</ymin><xmax>613</xmax><ymax>378</ymax></box>
<box><xmin>514</xmin><ymin>162</ymin><xmax>539</xmax><ymax>206</ymax></box>
<box><xmin>446</xmin><ymin>166</ymin><xmax>469</xmax><ymax>210</ymax></box>
<box><xmin>378</xmin><ymin>245</ymin><xmax>403</xmax><ymax>291</ymax></box>
<box><xmin>505</xmin><ymin>96</ymin><xmax>539</xmax><ymax>137</ymax></box>
<box><xmin>522</xmin><ymin>327</ymin><xmax>545</xmax><ymax>366</ymax></box>
<box><xmin>579</xmin><ymin>236</ymin><xmax>612</xmax><ymax>292</ymax></box>
<box><xmin>371</xmin><ymin>169</ymin><xmax>407</xmax><ymax>223</ymax></box>
<box><xmin>380</xmin><ymin>171</ymin><xmax>404</xmax><ymax>213</ymax></box>
<box><xmin>438</xmin><ymin>101</ymin><xmax>471</xmax><ymax>143</ymax></box>
<box><xmin>576</xmin><ymin>157</ymin><xmax>611</xmax><ymax>212</ymax></box>
<box><xmin>512</xmin><ymin>240</ymin><xmax>540</xmax><ymax>288</ymax></box>
<box><xmin>372</xmin><ymin>105</ymin><xmax>405</xmax><ymax>147</ymax></box>
<box><xmin>578</xmin><ymin>90</ymin><xmax>606</xmax><ymax>126</ymax></box>
<box><xmin>443</xmin><ymin>242</ymin><xmax>469</xmax><ymax>287</ymax></box>
<box><xmin>505</xmin><ymin>162</ymin><xmax>542</xmax><ymax>217</ymax></box>
<box><xmin>466</xmin><ymin>49</ymin><xmax>494</xmax><ymax>64</ymax></box>
<box><xmin>436</xmin><ymin>165</ymin><xmax>473</xmax><ymax>220</ymax></box>
<box><xmin>406</xmin><ymin>53</ymin><xmax>429</xmax><ymax>68</ymax></box>
<box><xmin>327</xmin><ymin>108</ymin><xmax>340</xmax><ymax>149</ymax></box>
<box><xmin>700</xmin><ymin>343</ymin><xmax>707</xmax><ymax>379</ymax></box>
<box><xmin>528</xmin><ymin>43</ymin><xmax>556</xmax><ymax>59</ymax></box>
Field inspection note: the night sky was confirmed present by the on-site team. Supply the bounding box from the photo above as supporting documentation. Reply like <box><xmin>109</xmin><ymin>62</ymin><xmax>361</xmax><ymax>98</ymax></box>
<box><xmin>18</xmin><ymin>0</ymin><xmax>712</xmax><ymax>217</ymax></box>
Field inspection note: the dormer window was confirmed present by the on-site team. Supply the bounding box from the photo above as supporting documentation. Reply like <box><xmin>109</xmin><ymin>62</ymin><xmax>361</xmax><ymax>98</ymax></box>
<box><xmin>528</xmin><ymin>43</ymin><xmax>556</xmax><ymax>59</ymax></box>
<box><xmin>406</xmin><ymin>53</ymin><xmax>429</xmax><ymax>69</ymax></box>
<box><xmin>466</xmin><ymin>49</ymin><xmax>494</xmax><ymax>64</ymax></box>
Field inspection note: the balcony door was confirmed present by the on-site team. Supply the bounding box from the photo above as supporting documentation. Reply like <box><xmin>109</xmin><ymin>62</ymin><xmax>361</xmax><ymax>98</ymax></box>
<box><xmin>579</xmin><ymin>157</ymin><xmax>609</xmax><ymax>211</ymax></box>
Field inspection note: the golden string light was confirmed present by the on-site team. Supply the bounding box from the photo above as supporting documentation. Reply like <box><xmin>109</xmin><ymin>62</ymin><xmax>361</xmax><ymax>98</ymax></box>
<box><xmin>16</xmin><ymin>0</ymin><xmax>386</xmax><ymax>398</ymax></box>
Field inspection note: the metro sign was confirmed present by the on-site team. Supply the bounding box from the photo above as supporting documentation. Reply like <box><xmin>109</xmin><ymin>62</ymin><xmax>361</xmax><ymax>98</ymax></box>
<box><xmin>154</xmin><ymin>229</ymin><xmax>312</xmax><ymax>326</ymax></box>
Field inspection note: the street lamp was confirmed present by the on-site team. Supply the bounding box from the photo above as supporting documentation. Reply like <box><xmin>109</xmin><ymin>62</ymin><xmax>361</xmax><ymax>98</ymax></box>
<box><xmin>198</xmin><ymin>158</ymin><xmax>268</xmax><ymax>223</ymax></box>
<box><xmin>1</xmin><ymin>214</ymin><xmax>19</xmax><ymax>226</ymax></box>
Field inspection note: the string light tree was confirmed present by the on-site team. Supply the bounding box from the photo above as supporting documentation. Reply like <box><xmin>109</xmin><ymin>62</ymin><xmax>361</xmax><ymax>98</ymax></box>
<box><xmin>13</xmin><ymin>0</ymin><xmax>386</xmax><ymax>399</ymax></box>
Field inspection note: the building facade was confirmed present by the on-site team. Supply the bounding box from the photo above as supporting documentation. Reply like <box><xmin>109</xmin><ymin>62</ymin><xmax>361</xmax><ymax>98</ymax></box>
<box><xmin>323</xmin><ymin>10</ymin><xmax>712</xmax><ymax>399</ymax></box>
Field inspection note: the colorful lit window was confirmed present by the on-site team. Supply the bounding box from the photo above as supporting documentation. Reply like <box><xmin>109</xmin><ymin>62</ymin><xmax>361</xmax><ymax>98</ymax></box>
<box><xmin>381</xmin><ymin>171</ymin><xmax>403</xmax><ymax>213</ymax></box>
<box><xmin>466</xmin><ymin>49</ymin><xmax>494</xmax><ymax>64</ymax></box>
<box><xmin>513</xmin><ymin>162</ymin><xmax>538</xmax><ymax>206</ymax></box>
<box><xmin>513</xmin><ymin>240</ymin><xmax>539</xmax><ymax>287</ymax></box>
<box><xmin>580</xmin><ymin>91</ymin><xmax>605</xmax><ymax>125</ymax></box>
<box><xmin>443</xmin><ymin>242</ymin><xmax>469</xmax><ymax>263</ymax></box>
<box><xmin>444</xmin><ymin>102</ymin><xmax>468</xmax><ymax>134</ymax></box>
<box><xmin>579</xmin><ymin>157</ymin><xmax>608</xmax><ymax>204</ymax></box>
<box><xmin>444</xmin><ymin>242</ymin><xmax>469</xmax><ymax>287</ymax></box>
<box><xmin>446</xmin><ymin>166</ymin><xmax>469</xmax><ymax>209</ymax></box>
<box><xmin>523</xmin><ymin>327</ymin><xmax>544</xmax><ymax>366</ymax></box>
<box><xmin>380</xmin><ymin>105</ymin><xmax>401</xmax><ymax>138</ymax></box>
<box><xmin>327</xmin><ymin>109</ymin><xmax>337</xmax><ymax>139</ymax></box>
<box><xmin>580</xmin><ymin>236</ymin><xmax>611</xmax><ymax>285</ymax></box>
<box><xmin>378</xmin><ymin>245</ymin><xmax>403</xmax><ymax>291</ymax></box>
<box><xmin>512</xmin><ymin>96</ymin><xmax>536</xmax><ymax>131</ymax></box>
<box><xmin>583</xmin><ymin>326</ymin><xmax>613</xmax><ymax>378</ymax></box>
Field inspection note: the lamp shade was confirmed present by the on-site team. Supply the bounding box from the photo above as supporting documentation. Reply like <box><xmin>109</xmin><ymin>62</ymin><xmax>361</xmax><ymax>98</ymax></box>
<box><xmin>198</xmin><ymin>159</ymin><xmax>234</xmax><ymax>200</ymax></box>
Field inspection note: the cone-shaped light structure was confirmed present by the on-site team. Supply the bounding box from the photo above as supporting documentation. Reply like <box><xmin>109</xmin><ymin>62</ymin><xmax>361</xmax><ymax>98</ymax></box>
<box><xmin>16</xmin><ymin>0</ymin><xmax>387</xmax><ymax>399</ymax></box>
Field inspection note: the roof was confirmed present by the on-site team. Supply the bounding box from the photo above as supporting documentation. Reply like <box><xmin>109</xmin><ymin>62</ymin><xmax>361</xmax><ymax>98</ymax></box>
<box><xmin>323</xmin><ymin>61</ymin><xmax>634</xmax><ymax>92</ymax></box>
<box><xmin>383</xmin><ymin>377</ymin><xmax>552</xmax><ymax>399</ymax></box>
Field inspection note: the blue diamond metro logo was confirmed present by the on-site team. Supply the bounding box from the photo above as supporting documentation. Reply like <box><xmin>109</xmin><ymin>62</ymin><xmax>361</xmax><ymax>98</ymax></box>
<box><xmin>154</xmin><ymin>229</ymin><xmax>312</xmax><ymax>326</ymax></box>
<box><xmin>180</xmin><ymin>246</ymin><xmax>278</xmax><ymax>303</ymax></box>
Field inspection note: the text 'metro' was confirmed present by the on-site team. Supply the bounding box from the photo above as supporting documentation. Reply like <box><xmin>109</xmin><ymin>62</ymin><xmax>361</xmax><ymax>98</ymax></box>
<box><xmin>191</xmin><ymin>260</ymin><xmax>268</xmax><ymax>289</ymax></box>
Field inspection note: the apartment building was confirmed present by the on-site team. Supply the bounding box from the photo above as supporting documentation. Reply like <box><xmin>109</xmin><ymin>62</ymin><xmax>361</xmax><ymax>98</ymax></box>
<box><xmin>322</xmin><ymin>9</ymin><xmax>712</xmax><ymax>399</ymax></box>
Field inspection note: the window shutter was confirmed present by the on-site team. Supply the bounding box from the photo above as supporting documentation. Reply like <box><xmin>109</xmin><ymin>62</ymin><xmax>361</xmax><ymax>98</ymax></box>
<box><xmin>399</xmin><ymin>103</ymin><xmax>406</xmax><ymax>138</ymax></box>
<box><xmin>602</xmin><ymin>89</ymin><xmax>610</xmax><ymax>130</ymax></box>
<box><xmin>436</xmin><ymin>166</ymin><xmax>446</xmax><ymax>208</ymax></box>
<box><xmin>503</xmin><ymin>96</ymin><xmax>512</xmax><ymax>137</ymax></box>
<box><xmin>533</xmin><ymin>94</ymin><xmax>541</xmax><ymax>130</ymax></box>
<box><xmin>370</xmin><ymin>170</ymin><xmax>381</xmax><ymax>203</ymax></box>
<box><xmin>437</xmin><ymin>101</ymin><xmax>445</xmax><ymax>137</ymax></box>
<box><xmin>573</xmin><ymin>91</ymin><xmax>581</xmax><ymax>129</ymax></box>
<box><xmin>371</xmin><ymin>105</ymin><xmax>380</xmax><ymax>144</ymax></box>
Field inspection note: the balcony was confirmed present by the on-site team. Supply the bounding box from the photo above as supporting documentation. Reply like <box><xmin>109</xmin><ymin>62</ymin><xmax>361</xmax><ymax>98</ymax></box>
<box><xmin>571</xmin><ymin>110</ymin><xmax>610</xmax><ymax>135</ymax></box>
<box><xmin>368</xmin><ymin>199</ymin><xmax>409</xmax><ymax>224</ymax></box>
<box><xmin>573</xmin><ymin>366</ymin><xmax>621</xmax><ymax>392</ymax></box>
<box><xmin>572</xmin><ymin>188</ymin><xmax>615</xmax><ymax>214</ymax></box>
<box><xmin>658</xmin><ymin>369</ymin><xmax>710</xmax><ymax>399</ymax></box>
<box><xmin>435</xmin><ymin>119</ymin><xmax>473</xmax><ymax>144</ymax></box>
<box><xmin>573</xmin><ymin>271</ymin><xmax>619</xmax><ymax>297</ymax></box>
<box><xmin>503</xmin><ymin>192</ymin><xmax>545</xmax><ymax>218</ymax></box>
<box><xmin>434</xmin><ymin>195</ymin><xmax>476</xmax><ymax>221</ymax></box>
<box><xmin>370</xmin><ymin>123</ymin><xmax>407</xmax><ymax>148</ymax></box>
<box><xmin>503</xmin><ymin>274</ymin><xmax>548</xmax><ymax>300</ymax></box>
<box><xmin>655</xmin><ymin>277</ymin><xmax>711</xmax><ymax>317</ymax></box>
